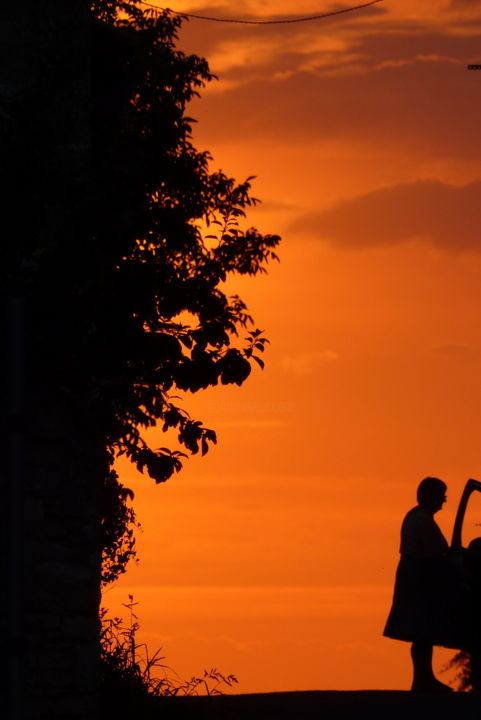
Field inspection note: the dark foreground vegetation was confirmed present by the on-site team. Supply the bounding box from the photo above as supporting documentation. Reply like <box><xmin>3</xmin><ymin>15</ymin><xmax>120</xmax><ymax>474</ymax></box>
<box><xmin>100</xmin><ymin>597</ymin><xmax>238</xmax><ymax>708</ymax></box>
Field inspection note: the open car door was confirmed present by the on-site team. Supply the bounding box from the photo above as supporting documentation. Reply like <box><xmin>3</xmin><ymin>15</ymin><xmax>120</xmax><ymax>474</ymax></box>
<box><xmin>451</xmin><ymin>478</ymin><xmax>481</xmax><ymax>550</ymax></box>
<box><xmin>450</xmin><ymin>478</ymin><xmax>481</xmax><ymax>691</ymax></box>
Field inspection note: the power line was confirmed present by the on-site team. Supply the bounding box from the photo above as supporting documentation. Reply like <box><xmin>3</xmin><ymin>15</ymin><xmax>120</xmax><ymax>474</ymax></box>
<box><xmin>138</xmin><ymin>0</ymin><xmax>385</xmax><ymax>25</ymax></box>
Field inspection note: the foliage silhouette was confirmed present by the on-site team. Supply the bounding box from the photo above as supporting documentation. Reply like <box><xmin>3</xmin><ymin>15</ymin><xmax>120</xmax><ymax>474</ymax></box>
<box><xmin>443</xmin><ymin>650</ymin><xmax>472</xmax><ymax>692</ymax></box>
<box><xmin>100</xmin><ymin>469</ymin><xmax>140</xmax><ymax>586</ymax></box>
<box><xmin>2</xmin><ymin>0</ymin><xmax>280</xmax><ymax>587</ymax></box>
<box><xmin>2</xmin><ymin>0</ymin><xmax>279</xmax><ymax>487</ymax></box>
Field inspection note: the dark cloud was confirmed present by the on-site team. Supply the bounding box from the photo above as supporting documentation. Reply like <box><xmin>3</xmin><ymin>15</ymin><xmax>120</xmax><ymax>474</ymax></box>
<box><xmin>190</xmin><ymin>52</ymin><xmax>481</xmax><ymax>163</ymax></box>
<box><xmin>177</xmin><ymin>2</ymin><xmax>481</xmax><ymax>163</ymax></box>
<box><xmin>211</xmin><ymin>29</ymin><xmax>481</xmax><ymax>84</ymax></box>
<box><xmin>449</xmin><ymin>0</ymin><xmax>481</xmax><ymax>9</ymax></box>
<box><xmin>182</xmin><ymin>13</ymin><xmax>481</xmax><ymax>165</ymax></box>
<box><xmin>431</xmin><ymin>344</ymin><xmax>479</xmax><ymax>357</ymax></box>
<box><xmin>292</xmin><ymin>180</ymin><xmax>481</xmax><ymax>251</ymax></box>
<box><xmin>178</xmin><ymin>4</ymin><xmax>480</xmax><ymax>78</ymax></box>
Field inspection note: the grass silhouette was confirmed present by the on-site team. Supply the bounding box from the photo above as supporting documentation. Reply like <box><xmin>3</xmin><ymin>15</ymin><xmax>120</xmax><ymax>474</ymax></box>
<box><xmin>100</xmin><ymin>595</ymin><xmax>238</xmax><ymax>714</ymax></box>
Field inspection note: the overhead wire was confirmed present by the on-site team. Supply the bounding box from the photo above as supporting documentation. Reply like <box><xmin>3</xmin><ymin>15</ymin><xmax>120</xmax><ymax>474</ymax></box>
<box><xmin>138</xmin><ymin>0</ymin><xmax>385</xmax><ymax>25</ymax></box>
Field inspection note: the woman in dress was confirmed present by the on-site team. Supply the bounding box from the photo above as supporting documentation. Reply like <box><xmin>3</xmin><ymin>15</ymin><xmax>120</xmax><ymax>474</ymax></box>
<box><xmin>384</xmin><ymin>476</ymin><xmax>464</xmax><ymax>693</ymax></box>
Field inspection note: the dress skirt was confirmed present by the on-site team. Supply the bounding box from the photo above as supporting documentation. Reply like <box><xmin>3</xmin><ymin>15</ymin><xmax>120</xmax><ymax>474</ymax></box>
<box><xmin>383</xmin><ymin>554</ymin><xmax>471</xmax><ymax>650</ymax></box>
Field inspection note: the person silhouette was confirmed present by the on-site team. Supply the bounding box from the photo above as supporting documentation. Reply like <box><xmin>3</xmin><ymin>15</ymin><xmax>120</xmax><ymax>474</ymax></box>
<box><xmin>383</xmin><ymin>477</ymin><xmax>454</xmax><ymax>693</ymax></box>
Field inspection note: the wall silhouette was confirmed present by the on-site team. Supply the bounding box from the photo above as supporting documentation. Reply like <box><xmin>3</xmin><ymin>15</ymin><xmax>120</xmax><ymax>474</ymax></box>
<box><xmin>2</xmin><ymin>3</ymin><xmax>101</xmax><ymax>718</ymax></box>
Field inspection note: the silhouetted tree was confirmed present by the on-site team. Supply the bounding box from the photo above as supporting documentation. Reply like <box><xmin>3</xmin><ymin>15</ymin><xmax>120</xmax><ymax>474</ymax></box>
<box><xmin>2</xmin><ymin>0</ymin><xmax>280</xmax><ymax>578</ymax></box>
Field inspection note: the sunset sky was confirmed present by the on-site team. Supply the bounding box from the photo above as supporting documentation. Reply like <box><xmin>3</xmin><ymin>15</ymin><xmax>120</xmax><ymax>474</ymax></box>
<box><xmin>106</xmin><ymin>0</ymin><xmax>481</xmax><ymax>692</ymax></box>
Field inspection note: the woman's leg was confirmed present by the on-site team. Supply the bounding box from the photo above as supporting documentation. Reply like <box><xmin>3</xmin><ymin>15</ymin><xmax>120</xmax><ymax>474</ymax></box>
<box><xmin>410</xmin><ymin>642</ymin><xmax>452</xmax><ymax>692</ymax></box>
<box><xmin>411</xmin><ymin>641</ymin><xmax>434</xmax><ymax>688</ymax></box>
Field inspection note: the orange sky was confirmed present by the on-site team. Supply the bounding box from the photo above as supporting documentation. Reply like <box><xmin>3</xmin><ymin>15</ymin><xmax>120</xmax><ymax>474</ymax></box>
<box><xmin>105</xmin><ymin>0</ymin><xmax>481</xmax><ymax>692</ymax></box>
